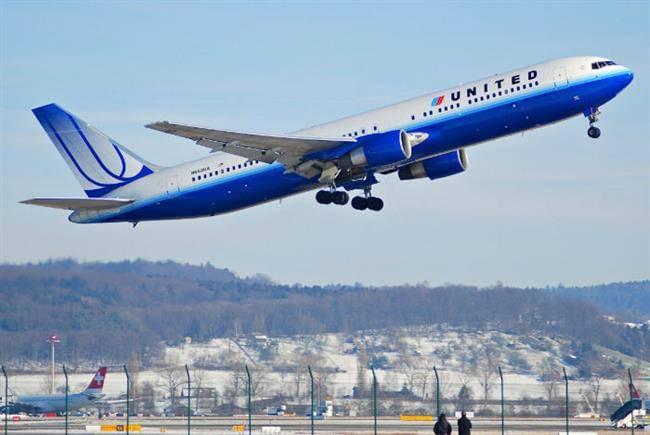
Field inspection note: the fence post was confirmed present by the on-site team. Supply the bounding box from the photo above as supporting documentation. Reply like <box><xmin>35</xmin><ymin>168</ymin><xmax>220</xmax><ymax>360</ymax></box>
<box><xmin>371</xmin><ymin>365</ymin><xmax>377</xmax><ymax>435</ymax></box>
<box><xmin>184</xmin><ymin>365</ymin><xmax>190</xmax><ymax>435</ymax></box>
<box><xmin>628</xmin><ymin>368</ymin><xmax>635</xmax><ymax>435</ymax></box>
<box><xmin>2</xmin><ymin>366</ymin><xmax>8</xmax><ymax>435</ymax></box>
<box><xmin>498</xmin><ymin>366</ymin><xmax>504</xmax><ymax>435</ymax></box>
<box><xmin>563</xmin><ymin>367</ymin><xmax>569</xmax><ymax>435</ymax></box>
<box><xmin>433</xmin><ymin>366</ymin><xmax>440</xmax><ymax>418</ymax></box>
<box><xmin>245</xmin><ymin>365</ymin><xmax>252</xmax><ymax>435</ymax></box>
<box><xmin>308</xmin><ymin>365</ymin><xmax>314</xmax><ymax>435</ymax></box>
<box><xmin>123</xmin><ymin>365</ymin><xmax>130</xmax><ymax>435</ymax></box>
<box><xmin>63</xmin><ymin>365</ymin><xmax>68</xmax><ymax>435</ymax></box>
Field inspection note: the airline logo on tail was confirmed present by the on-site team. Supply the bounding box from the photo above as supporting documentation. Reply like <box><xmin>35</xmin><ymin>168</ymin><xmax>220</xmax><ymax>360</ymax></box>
<box><xmin>85</xmin><ymin>367</ymin><xmax>107</xmax><ymax>393</ymax></box>
<box><xmin>32</xmin><ymin>104</ymin><xmax>156</xmax><ymax>198</ymax></box>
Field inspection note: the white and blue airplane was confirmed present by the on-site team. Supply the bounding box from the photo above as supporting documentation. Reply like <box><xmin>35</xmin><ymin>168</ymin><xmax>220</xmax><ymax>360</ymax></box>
<box><xmin>22</xmin><ymin>56</ymin><xmax>633</xmax><ymax>224</ymax></box>
<box><xmin>1</xmin><ymin>367</ymin><xmax>107</xmax><ymax>414</ymax></box>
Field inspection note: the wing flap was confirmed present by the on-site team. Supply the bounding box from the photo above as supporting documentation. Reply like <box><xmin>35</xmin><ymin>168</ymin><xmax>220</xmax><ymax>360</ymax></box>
<box><xmin>21</xmin><ymin>198</ymin><xmax>134</xmax><ymax>211</ymax></box>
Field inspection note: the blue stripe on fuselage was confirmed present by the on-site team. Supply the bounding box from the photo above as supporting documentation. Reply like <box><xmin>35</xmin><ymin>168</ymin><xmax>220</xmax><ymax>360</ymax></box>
<box><xmin>78</xmin><ymin>70</ymin><xmax>632</xmax><ymax>223</ymax></box>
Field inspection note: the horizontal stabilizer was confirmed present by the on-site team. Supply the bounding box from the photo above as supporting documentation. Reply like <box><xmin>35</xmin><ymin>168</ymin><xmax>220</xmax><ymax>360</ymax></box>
<box><xmin>21</xmin><ymin>197</ymin><xmax>134</xmax><ymax>211</ymax></box>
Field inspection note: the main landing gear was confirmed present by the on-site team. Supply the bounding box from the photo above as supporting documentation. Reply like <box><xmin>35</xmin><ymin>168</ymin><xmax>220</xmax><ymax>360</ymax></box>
<box><xmin>351</xmin><ymin>187</ymin><xmax>383</xmax><ymax>212</ymax></box>
<box><xmin>316</xmin><ymin>189</ymin><xmax>349</xmax><ymax>205</ymax></box>
<box><xmin>315</xmin><ymin>187</ymin><xmax>384</xmax><ymax>211</ymax></box>
<box><xmin>586</xmin><ymin>108</ymin><xmax>601</xmax><ymax>139</ymax></box>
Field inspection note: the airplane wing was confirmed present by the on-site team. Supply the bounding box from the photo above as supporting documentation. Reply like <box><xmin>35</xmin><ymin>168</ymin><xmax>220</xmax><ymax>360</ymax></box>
<box><xmin>146</xmin><ymin>121</ymin><xmax>357</xmax><ymax>179</ymax></box>
<box><xmin>21</xmin><ymin>198</ymin><xmax>134</xmax><ymax>211</ymax></box>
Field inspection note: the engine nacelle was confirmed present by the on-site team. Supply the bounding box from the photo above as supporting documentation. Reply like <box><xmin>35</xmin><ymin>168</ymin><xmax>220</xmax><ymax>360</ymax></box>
<box><xmin>339</xmin><ymin>130</ymin><xmax>418</xmax><ymax>169</ymax></box>
<box><xmin>398</xmin><ymin>149</ymin><xmax>468</xmax><ymax>181</ymax></box>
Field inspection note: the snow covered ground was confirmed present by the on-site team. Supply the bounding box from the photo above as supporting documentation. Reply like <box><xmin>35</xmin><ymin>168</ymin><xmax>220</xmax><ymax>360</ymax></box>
<box><xmin>5</xmin><ymin>325</ymin><xmax>648</xmax><ymax>410</ymax></box>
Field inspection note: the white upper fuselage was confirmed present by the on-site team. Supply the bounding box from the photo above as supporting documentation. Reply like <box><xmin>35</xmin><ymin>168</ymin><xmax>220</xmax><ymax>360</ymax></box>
<box><xmin>110</xmin><ymin>56</ymin><xmax>630</xmax><ymax>201</ymax></box>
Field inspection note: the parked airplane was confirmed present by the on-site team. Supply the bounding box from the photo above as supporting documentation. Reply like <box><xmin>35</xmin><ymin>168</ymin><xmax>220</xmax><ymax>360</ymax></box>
<box><xmin>1</xmin><ymin>367</ymin><xmax>107</xmax><ymax>414</ymax></box>
<box><xmin>22</xmin><ymin>56</ymin><xmax>633</xmax><ymax>224</ymax></box>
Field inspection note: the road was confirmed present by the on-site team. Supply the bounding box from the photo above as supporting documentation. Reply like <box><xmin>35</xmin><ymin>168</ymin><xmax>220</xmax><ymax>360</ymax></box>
<box><xmin>3</xmin><ymin>415</ymin><xmax>621</xmax><ymax>434</ymax></box>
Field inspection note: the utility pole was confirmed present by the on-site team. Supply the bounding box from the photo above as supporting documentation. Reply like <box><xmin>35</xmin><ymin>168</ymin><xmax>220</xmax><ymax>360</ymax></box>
<box><xmin>47</xmin><ymin>335</ymin><xmax>60</xmax><ymax>394</ymax></box>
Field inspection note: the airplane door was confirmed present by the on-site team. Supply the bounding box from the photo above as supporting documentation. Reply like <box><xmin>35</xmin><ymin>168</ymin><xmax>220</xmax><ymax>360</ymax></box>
<box><xmin>553</xmin><ymin>67</ymin><xmax>569</xmax><ymax>88</ymax></box>
<box><xmin>166</xmin><ymin>176</ymin><xmax>180</xmax><ymax>195</ymax></box>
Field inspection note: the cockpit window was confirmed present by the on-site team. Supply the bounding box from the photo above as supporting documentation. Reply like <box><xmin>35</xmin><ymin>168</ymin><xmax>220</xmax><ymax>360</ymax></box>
<box><xmin>592</xmin><ymin>60</ymin><xmax>617</xmax><ymax>70</ymax></box>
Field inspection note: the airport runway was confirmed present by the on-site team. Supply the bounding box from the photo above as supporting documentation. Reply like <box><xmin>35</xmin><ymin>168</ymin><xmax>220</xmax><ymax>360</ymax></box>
<box><xmin>4</xmin><ymin>415</ymin><xmax>622</xmax><ymax>434</ymax></box>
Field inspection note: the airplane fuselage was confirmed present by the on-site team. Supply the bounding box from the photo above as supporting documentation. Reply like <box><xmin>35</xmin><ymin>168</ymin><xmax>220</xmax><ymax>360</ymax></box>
<box><xmin>6</xmin><ymin>392</ymin><xmax>99</xmax><ymax>414</ymax></box>
<box><xmin>65</xmin><ymin>56</ymin><xmax>633</xmax><ymax>223</ymax></box>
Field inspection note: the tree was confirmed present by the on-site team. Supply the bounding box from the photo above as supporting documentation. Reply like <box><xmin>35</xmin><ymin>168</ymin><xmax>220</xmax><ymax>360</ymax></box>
<box><xmin>473</xmin><ymin>346</ymin><xmax>497</xmax><ymax>407</ymax></box>
<box><xmin>139</xmin><ymin>381</ymin><xmax>156</xmax><ymax>415</ymax></box>
<box><xmin>587</xmin><ymin>375</ymin><xmax>603</xmax><ymax>414</ymax></box>
<box><xmin>127</xmin><ymin>352</ymin><xmax>141</xmax><ymax>411</ymax></box>
<box><xmin>192</xmin><ymin>369</ymin><xmax>205</xmax><ymax>413</ymax></box>
<box><xmin>160</xmin><ymin>366</ymin><xmax>182</xmax><ymax>410</ymax></box>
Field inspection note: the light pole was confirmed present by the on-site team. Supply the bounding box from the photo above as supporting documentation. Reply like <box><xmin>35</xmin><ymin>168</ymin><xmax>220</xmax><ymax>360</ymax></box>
<box><xmin>308</xmin><ymin>366</ymin><xmax>314</xmax><ymax>435</ymax></box>
<box><xmin>47</xmin><ymin>335</ymin><xmax>60</xmax><ymax>394</ymax></box>
<box><xmin>433</xmin><ymin>366</ymin><xmax>440</xmax><ymax>418</ymax></box>
<box><xmin>563</xmin><ymin>367</ymin><xmax>569</xmax><ymax>435</ymax></box>
<box><xmin>62</xmin><ymin>365</ymin><xmax>68</xmax><ymax>435</ymax></box>
<box><xmin>2</xmin><ymin>365</ymin><xmax>8</xmax><ymax>435</ymax></box>
<box><xmin>123</xmin><ymin>365</ymin><xmax>130</xmax><ymax>435</ymax></box>
<box><xmin>498</xmin><ymin>366</ymin><xmax>504</xmax><ymax>435</ymax></box>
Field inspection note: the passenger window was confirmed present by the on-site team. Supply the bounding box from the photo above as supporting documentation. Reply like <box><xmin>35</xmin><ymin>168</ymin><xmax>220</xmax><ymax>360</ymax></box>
<box><xmin>486</xmin><ymin>95</ymin><xmax>490</xmax><ymax>100</ymax></box>
<box><xmin>429</xmin><ymin>110</ymin><xmax>433</xmax><ymax>115</ymax></box>
<box><xmin>468</xmin><ymin>100</ymin><xmax>472</xmax><ymax>105</ymax></box>
<box><xmin>354</xmin><ymin>132</ymin><xmax>358</xmax><ymax>136</ymax></box>
<box><xmin>456</xmin><ymin>103</ymin><xmax>460</xmax><ymax>108</ymax></box>
<box><xmin>480</xmin><ymin>96</ymin><xmax>484</xmax><ymax>101</ymax></box>
<box><xmin>411</xmin><ymin>115</ymin><xmax>415</xmax><ymax>120</ymax></box>
<box><xmin>492</xmin><ymin>93</ymin><xmax>496</xmax><ymax>98</ymax></box>
<box><xmin>498</xmin><ymin>91</ymin><xmax>502</xmax><ymax>96</ymax></box>
<box><xmin>438</xmin><ymin>108</ymin><xmax>442</xmax><ymax>113</ymax></box>
<box><xmin>192</xmin><ymin>177</ymin><xmax>195</xmax><ymax>182</ymax></box>
<box><xmin>362</xmin><ymin>129</ymin><xmax>366</xmax><ymax>134</ymax></box>
<box><xmin>373</xmin><ymin>126</ymin><xmax>378</xmax><ymax>131</ymax></box>
<box><xmin>516</xmin><ymin>86</ymin><xmax>520</xmax><ymax>91</ymax></box>
<box><xmin>423</xmin><ymin>112</ymin><xmax>427</xmax><ymax>117</ymax></box>
<box><xmin>535</xmin><ymin>81</ymin><xmax>539</xmax><ymax>86</ymax></box>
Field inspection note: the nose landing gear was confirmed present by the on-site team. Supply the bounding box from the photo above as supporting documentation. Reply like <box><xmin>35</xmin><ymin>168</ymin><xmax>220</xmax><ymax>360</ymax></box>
<box><xmin>586</xmin><ymin>108</ymin><xmax>601</xmax><ymax>139</ymax></box>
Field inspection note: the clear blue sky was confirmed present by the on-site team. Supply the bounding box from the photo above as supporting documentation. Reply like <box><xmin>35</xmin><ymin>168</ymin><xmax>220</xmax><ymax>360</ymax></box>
<box><xmin>1</xmin><ymin>1</ymin><xmax>648</xmax><ymax>287</ymax></box>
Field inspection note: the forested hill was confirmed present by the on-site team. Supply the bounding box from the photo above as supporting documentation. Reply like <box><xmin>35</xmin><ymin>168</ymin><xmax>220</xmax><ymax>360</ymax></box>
<box><xmin>0</xmin><ymin>260</ymin><xmax>647</xmax><ymax>365</ymax></box>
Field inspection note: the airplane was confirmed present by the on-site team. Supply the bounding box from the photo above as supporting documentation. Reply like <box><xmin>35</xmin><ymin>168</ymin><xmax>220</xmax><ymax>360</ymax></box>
<box><xmin>21</xmin><ymin>56</ymin><xmax>633</xmax><ymax>224</ymax></box>
<box><xmin>611</xmin><ymin>381</ymin><xmax>647</xmax><ymax>429</ymax></box>
<box><xmin>1</xmin><ymin>367</ymin><xmax>107</xmax><ymax>414</ymax></box>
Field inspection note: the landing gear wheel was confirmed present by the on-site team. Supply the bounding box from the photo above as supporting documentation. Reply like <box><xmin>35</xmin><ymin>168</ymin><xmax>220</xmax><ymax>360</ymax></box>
<box><xmin>367</xmin><ymin>197</ymin><xmax>384</xmax><ymax>211</ymax></box>
<box><xmin>587</xmin><ymin>126</ymin><xmax>601</xmax><ymax>139</ymax></box>
<box><xmin>331</xmin><ymin>191</ymin><xmax>349</xmax><ymax>205</ymax></box>
<box><xmin>351</xmin><ymin>196</ymin><xmax>368</xmax><ymax>210</ymax></box>
<box><xmin>316</xmin><ymin>190</ymin><xmax>332</xmax><ymax>204</ymax></box>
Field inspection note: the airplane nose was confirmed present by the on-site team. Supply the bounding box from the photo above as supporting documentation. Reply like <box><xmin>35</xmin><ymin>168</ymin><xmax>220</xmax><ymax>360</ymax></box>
<box><xmin>623</xmin><ymin>67</ymin><xmax>634</xmax><ymax>85</ymax></box>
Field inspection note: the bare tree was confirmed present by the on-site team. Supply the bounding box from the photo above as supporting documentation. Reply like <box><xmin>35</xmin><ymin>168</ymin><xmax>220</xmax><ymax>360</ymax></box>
<box><xmin>473</xmin><ymin>347</ymin><xmax>497</xmax><ymax>406</ymax></box>
<box><xmin>587</xmin><ymin>375</ymin><xmax>603</xmax><ymax>414</ymax></box>
<box><xmin>160</xmin><ymin>366</ymin><xmax>182</xmax><ymax>409</ymax></box>
<box><xmin>128</xmin><ymin>352</ymin><xmax>141</xmax><ymax>410</ymax></box>
<box><xmin>139</xmin><ymin>381</ymin><xmax>156</xmax><ymax>415</ymax></box>
<box><xmin>192</xmin><ymin>369</ymin><xmax>205</xmax><ymax>413</ymax></box>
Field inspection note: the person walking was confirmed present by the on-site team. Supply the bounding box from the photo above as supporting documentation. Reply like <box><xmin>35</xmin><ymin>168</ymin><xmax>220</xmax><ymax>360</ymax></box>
<box><xmin>457</xmin><ymin>411</ymin><xmax>472</xmax><ymax>435</ymax></box>
<box><xmin>434</xmin><ymin>413</ymin><xmax>452</xmax><ymax>435</ymax></box>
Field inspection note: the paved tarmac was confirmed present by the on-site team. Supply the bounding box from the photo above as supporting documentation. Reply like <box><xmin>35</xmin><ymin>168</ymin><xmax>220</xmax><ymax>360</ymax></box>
<box><xmin>3</xmin><ymin>415</ymin><xmax>623</xmax><ymax>434</ymax></box>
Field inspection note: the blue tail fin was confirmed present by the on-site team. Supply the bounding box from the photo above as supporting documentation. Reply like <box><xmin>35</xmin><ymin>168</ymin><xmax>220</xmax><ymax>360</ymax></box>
<box><xmin>32</xmin><ymin>103</ymin><xmax>158</xmax><ymax>198</ymax></box>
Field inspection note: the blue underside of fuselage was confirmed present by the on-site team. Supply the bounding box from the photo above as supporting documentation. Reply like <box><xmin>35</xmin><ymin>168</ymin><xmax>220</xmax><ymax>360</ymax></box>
<box><xmin>87</xmin><ymin>71</ymin><xmax>632</xmax><ymax>224</ymax></box>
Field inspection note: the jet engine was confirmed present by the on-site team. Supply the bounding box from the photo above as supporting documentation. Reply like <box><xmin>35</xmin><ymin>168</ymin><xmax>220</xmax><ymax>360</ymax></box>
<box><xmin>339</xmin><ymin>130</ymin><xmax>427</xmax><ymax>169</ymax></box>
<box><xmin>398</xmin><ymin>149</ymin><xmax>467</xmax><ymax>181</ymax></box>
